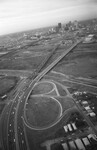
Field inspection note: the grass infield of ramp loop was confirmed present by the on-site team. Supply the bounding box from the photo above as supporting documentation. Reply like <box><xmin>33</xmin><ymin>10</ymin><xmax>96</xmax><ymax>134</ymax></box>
<box><xmin>25</xmin><ymin>96</ymin><xmax>62</xmax><ymax>129</ymax></box>
<box><xmin>31</xmin><ymin>81</ymin><xmax>54</xmax><ymax>95</ymax></box>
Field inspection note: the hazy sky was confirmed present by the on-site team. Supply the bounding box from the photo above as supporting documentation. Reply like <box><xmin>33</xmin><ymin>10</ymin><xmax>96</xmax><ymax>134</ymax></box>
<box><xmin>0</xmin><ymin>0</ymin><xmax>97</xmax><ymax>35</ymax></box>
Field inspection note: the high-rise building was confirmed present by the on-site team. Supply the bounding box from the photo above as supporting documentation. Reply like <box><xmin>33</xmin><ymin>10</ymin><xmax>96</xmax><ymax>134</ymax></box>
<box><xmin>55</xmin><ymin>26</ymin><xmax>59</xmax><ymax>33</ymax></box>
<box><xmin>58</xmin><ymin>23</ymin><xmax>62</xmax><ymax>29</ymax></box>
<box><xmin>73</xmin><ymin>20</ymin><xmax>79</xmax><ymax>29</ymax></box>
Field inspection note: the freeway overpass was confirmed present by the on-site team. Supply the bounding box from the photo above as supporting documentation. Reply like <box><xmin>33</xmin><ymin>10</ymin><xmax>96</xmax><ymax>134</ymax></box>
<box><xmin>1</xmin><ymin>39</ymin><xmax>89</xmax><ymax>150</ymax></box>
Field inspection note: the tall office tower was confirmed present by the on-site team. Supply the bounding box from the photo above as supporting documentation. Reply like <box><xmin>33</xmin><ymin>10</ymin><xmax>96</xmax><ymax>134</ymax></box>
<box><xmin>58</xmin><ymin>23</ymin><xmax>62</xmax><ymax>29</ymax></box>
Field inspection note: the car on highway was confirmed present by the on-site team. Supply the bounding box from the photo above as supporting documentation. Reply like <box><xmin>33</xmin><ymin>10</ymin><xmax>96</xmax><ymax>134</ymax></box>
<box><xmin>83</xmin><ymin>34</ymin><xmax>97</xmax><ymax>43</ymax></box>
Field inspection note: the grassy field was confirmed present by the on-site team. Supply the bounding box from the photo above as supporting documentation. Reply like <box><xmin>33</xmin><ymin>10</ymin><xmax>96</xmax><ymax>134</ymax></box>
<box><xmin>0</xmin><ymin>53</ymin><xmax>50</xmax><ymax>70</ymax></box>
<box><xmin>54</xmin><ymin>42</ymin><xmax>97</xmax><ymax>79</ymax></box>
<box><xmin>25</xmin><ymin>96</ymin><xmax>76</xmax><ymax>150</ymax></box>
<box><xmin>57</xmin><ymin>96</ymin><xmax>75</xmax><ymax>112</ymax></box>
<box><xmin>55</xmin><ymin>83</ymin><xmax>67</xmax><ymax>96</ymax></box>
<box><xmin>0</xmin><ymin>76</ymin><xmax>19</xmax><ymax>100</ymax></box>
<box><xmin>61</xmin><ymin>80</ymin><xmax>97</xmax><ymax>93</ymax></box>
<box><xmin>25</xmin><ymin>96</ymin><xmax>62</xmax><ymax>128</ymax></box>
<box><xmin>31</xmin><ymin>81</ymin><xmax>54</xmax><ymax>95</ymax></box>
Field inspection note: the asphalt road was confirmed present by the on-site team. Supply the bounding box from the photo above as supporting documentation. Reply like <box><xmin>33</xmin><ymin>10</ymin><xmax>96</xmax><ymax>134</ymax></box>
<box><xmin>1</xmin><ymin>39</ymin><xmax>95</xmax><ymax>150</ymax></box>
<box><xmin>15</xmin><ymin>40</ymin><xmax>82</xmax><ymax>149</ymax></box>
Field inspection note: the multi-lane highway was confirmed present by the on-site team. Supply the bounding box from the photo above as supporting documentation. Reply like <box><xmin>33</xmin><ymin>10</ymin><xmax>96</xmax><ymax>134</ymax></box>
<box><xmin>1</xmin><ymin>39</ymin><xmax>96</xmax><ymax>150</ymax></box>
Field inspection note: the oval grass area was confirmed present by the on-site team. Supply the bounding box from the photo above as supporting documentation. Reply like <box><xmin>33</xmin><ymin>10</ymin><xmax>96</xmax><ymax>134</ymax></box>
<box><xmin>31</xmin><ymin>81</ymin><xmax>54</xmax><ymax>95</ymax></box>
<box><xmin>25</xmin><ymin>96</ymin><xmax>62</xmax><ymax>129</ymax></box>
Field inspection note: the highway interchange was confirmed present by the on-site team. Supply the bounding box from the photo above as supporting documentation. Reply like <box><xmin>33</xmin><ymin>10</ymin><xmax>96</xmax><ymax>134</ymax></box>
<box><xmin>0</xmin><ymin>39</ymin><xmax>97</xmax><ymax>150</ymax></box>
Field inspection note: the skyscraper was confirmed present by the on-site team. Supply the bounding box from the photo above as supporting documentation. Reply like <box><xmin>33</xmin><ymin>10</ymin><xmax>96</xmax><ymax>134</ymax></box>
<box><xmin>58</xmin><ymin>23</ymin><xmax>62</xmax><ymax>29</ymax></box>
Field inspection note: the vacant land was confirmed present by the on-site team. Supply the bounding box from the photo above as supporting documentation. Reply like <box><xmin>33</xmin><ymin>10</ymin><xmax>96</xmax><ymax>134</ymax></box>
<box><xmin>0</xmin><ymin>76</ymin><xmax>19</xmax><ymax>100</ymax></box>
<box><xmin>31</xmin><ymin>81</ymin><xmax>54</xmax><ymax>95</ymax></box>
<box><xmin>25</xmin><ymin>96</ymin><xmax>62</xmax><ymax>128</ymax></box>
<box><xmin>0</xmin><ymin>53</ymin><xmax>49</xmax><ymax>70</ymax></box>
<box><xmin>54</xmin><ymin>42</ymin><xmax>97</xmax><ymax>79</ymax></box>
<box><xmin>55</xmin><ymin>83</ymin><xmax>67</xmax><ymax>96</ymax></box>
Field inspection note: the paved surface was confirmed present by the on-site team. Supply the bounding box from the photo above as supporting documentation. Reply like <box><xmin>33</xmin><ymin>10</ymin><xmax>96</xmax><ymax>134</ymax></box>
<box><xmin>1</xmin><ymin>40</ymin><xmax>97</xmax><ymax>150</ymax></box>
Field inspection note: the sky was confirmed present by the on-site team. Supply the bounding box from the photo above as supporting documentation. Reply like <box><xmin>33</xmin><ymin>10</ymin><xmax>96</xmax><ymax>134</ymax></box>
<box><xmin>0</xmin><ymin>0</ymin><xmax>97</xmax><ymax>35</ymax></box>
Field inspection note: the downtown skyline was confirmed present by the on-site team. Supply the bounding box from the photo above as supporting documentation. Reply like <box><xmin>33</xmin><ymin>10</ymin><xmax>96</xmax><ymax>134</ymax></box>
<box><xmin>0</xmin><ymin>0</ymin><xmax>97</xmax><ymax>35</ymax></box>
